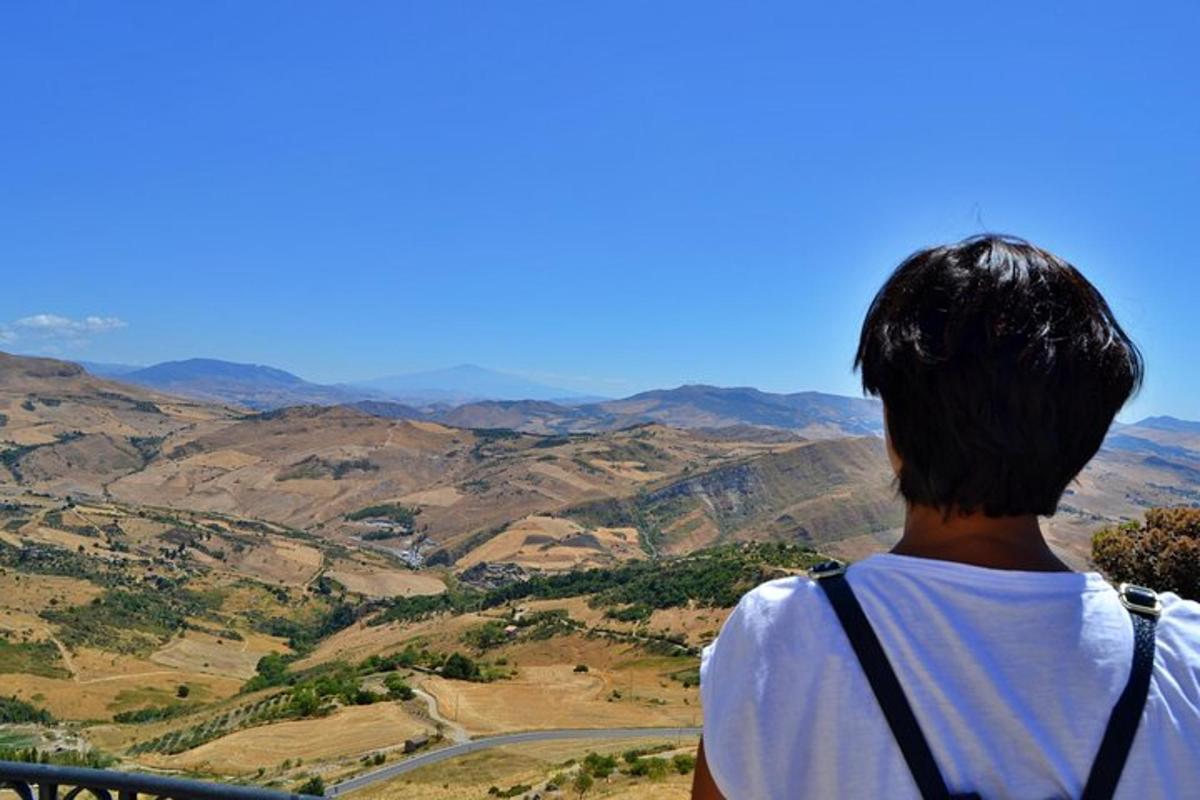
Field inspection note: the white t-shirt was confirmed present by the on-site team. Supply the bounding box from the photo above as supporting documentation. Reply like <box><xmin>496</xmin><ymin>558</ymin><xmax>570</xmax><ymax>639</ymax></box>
<box><xmin>700</xmin><ymin>553</ymin><xmax>1200</xmax><ymax>799</ymax></box>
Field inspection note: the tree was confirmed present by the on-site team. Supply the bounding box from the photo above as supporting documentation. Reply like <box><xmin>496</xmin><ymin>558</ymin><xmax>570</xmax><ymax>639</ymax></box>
<box><xmin>296</xmin><ymin>776</ymin><xmax>324</xmax><ymax>796</ymax></box>
<box><xmin>289</xmin><ymin>687</ymin><xmax>321</xmax><ymax>718</ymax></box>
<box><xmin>572</xmin><ymin>771</ymin><xmax>594</xmax><ymax>799</ymax></box>
<box><xmin>253</xmin><ymin>652</ymin><xmax>289</xmax><ymax>685</ymax></box>
<box><xmin>583</xmin><ymin>752</ymin><xmax>616</xmax><ymax>779</ymax></box>
<box><xmin>175</xmin><ymin>684</ymin><xmax>190</xmax><ymax>699</ymax></box>
<box><xmin>673</xmin><ymin>753</ymin><xmax>697</xmax><ymax>774</ymax></box>
<box><xmin>383</xmin><ymin>673</ymin><xmax>415</xmax><ymax>700</ymax></box>
<box><xmin>1093</xmin><ymin>507</ymin><xmax>1200</xmax><ymax>601</ymax></box>
<box><xmin>441</xmin><ymin>652</ymin><xmax>480</xmax><ymax>681</ymax></box>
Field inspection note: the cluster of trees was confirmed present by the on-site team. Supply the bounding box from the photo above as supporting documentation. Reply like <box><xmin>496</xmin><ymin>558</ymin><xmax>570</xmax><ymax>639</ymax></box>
<box><xmin>249</xmin><ymin>599</ymin><xmax>361</xmax><ymax>655</ymax></box>
<box><xmin>244</xmin><ymin>647</ymin><xmax>419</xmax><ymax>711</ymax></box>
<box><xmin>441</xmin><ymin>652</ymin><xmax>481</xmax><ymax>681</ymax></box>
<box><xmin>461</xmin><ymin>609</ymin><xmax>578</xmax><ymax>654</ymax></box>
<box><xmin>0</xmin><ymin>746</ymin><xmax>113</xmax><ymax>769</ymax></box>
<box><xmin>0</xmin><ymin>539</ymin><xmax>119</xmax><ymax>586</ymax></box>
<box><xmin>345</xmin><ymin>503</ymin><xmax>419</xmax><ymax>526</ymax></box>
<box><xmin>112</xmin><ymin>703</ymin><xmax>193</xmax><ymax>724</ymax></box>
<box><xmin>42</xmin><ymin>586</ymin><xmax>221</xmax><ymax>655</ymax></box>
<box><xmin>542</xmin><ymin>747</ymin><xmax>695</xmax><ymax>798</ymax></box>
<box><xmin>0</xmin><ymin>695</ymin><xmax>53</xmax><ymax>724</ymax></box>
<box><xmin>605</xmin><ymin>603</ymin><xmax>653</xmax><ymax>623</ymax></box>
<box><xmin>1093</xmin><ymin>507</ymin><xmax>1200</xmax><ymax>600</ymax></box>
<box><xmin>375</xmin><ymin>542</ymin><xmax>820</xmax><ymax>627</ymax></box>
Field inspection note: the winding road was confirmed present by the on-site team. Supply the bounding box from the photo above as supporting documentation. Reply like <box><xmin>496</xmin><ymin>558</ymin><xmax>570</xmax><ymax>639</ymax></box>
<box><xmin>325</xmin><ymin>726</ymin><xmax>702</xmax><ymax>796</ymax></box>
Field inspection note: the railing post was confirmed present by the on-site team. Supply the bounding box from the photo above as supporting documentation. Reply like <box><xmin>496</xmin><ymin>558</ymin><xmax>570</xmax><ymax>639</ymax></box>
<box><xmin>0</xmin><ymin>762</ymin><xmax>315</xmax><ymax>800</ymax></box>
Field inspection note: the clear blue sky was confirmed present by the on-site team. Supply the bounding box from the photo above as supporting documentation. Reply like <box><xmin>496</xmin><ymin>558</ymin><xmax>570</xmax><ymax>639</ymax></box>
<box><xmin>1</xmin><ymin>2</ymin><xmax>1196</xmax><ymax>419</ymax></box>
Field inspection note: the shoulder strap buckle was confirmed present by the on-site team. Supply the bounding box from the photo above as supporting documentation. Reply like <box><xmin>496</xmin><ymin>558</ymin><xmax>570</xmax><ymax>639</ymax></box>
<box><xmin>1117</xmin><ymin>583</ymin><xmax>1162</xmax><ymax>617</ymax></box>
<box><xmin>809</xmin><ymin>559</ymin><xmax>846</xmax><ymax>579</ymax></box>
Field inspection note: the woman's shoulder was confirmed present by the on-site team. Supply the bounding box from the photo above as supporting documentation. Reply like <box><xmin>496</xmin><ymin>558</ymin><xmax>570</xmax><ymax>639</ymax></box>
<box><xmin>701</xmin><ymin>573</ymin><xmax>833</xmax><ymax>670</ymax></box>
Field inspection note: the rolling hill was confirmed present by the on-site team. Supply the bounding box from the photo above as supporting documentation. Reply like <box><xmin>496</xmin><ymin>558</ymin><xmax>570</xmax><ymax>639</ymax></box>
<box><xmin>76</xmin><ymin>355</ymin><xmax>886</xmax><ymax>436</ymax></box>
<box><xmin>410</xmin><ymin>385</ymin><xmax>885</xmax><ymax>438</ymax></box>
<box><xmin>6</xmin><ymin>352</ymin><xmax>898</xmax><ymax>564</ymax></box>
<box><xmin>110</xmin><ymin>358</ymin><xmax>379</xmax><ymax>410</ymax></box>
<box><xmin>8</xmin><ymin>350</ymin><xmax>1200</xmax><ymax>570</ymax></box>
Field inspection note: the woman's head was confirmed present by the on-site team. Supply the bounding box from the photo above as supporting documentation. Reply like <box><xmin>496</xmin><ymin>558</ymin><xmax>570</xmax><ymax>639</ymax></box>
<box><xmin>856</xmin><ymin>235</ymin><xmax>1143</xmax><ymax>517</ymax></box>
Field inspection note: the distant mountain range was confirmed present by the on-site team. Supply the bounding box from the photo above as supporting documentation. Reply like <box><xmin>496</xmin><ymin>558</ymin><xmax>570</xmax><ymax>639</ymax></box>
<box><xmin>88</xmin><ymin>358</ymin><xmax>377</xmax><ymax>410</ymax></box>
<box><xmin>5</xmin><ymin>349</ymin><xmax>1200</xmax><ymax>569</ymax></box>
<box><xmin>68</xmin><ymin>355</ymin><xmax>1200</xmax><ymax>447</ymax></box>
<box><xmin>417</xmin><ymin>385</ymin><xmax>884</xmax><ymax>438</ymax></box>
<box><xmin>71</xmin><ymin>356</ymin><xmax>886</xmax><ymax>437</ymax></box>
<box><xmin>80</xmin><ymin>358</ymin><xmax>592</xmax><ymax>411</ymax></box>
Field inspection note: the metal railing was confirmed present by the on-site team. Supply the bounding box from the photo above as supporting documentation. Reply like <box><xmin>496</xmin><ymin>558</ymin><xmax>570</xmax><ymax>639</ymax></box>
<box><xmin>0</xmin><ymin>761</ymin><xmax>320</xmax><ymax>800</ymax></box>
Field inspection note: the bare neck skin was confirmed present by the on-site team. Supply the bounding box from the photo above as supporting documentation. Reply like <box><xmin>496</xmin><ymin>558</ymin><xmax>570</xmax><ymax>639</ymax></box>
<box><xmin>890</xmin><ymin>504</ymin><xmax>1072</xmax><ymax>572</ymax></box>
<box><xmin>882</xmin><ymin>407</ymin><xmax>1072</xmax><ymax>572</ymax></box>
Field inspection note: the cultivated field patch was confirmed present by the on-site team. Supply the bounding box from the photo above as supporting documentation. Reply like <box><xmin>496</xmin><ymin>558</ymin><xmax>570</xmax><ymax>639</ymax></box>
<box><xmin>157</xmin><ymin>701</ymin><xmax>432</xmax><ymax>775</ymax></box>
<box><xmin>326</xmin><ymin>564</ymin><xmax>445</xmax><ymax>599</ymax></box>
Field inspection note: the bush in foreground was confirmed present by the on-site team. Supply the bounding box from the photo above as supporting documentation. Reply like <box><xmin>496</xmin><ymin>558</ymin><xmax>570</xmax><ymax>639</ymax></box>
<box><xmin>1092</xmin><ymin>507</ymin><xmax>1200</xmax><ymax>600</ymax></box>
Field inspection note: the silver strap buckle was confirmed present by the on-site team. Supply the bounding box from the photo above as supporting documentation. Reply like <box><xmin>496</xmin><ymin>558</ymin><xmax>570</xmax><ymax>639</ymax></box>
<box><xmin>809</xmin><ymin>559</ymin><xmax>846</xmax><ymax>579</ymax></box>
<box><xmin>1118</xmin><ymin>583</ymin><xmax>1162</xmax><ymax>617</ymax></box>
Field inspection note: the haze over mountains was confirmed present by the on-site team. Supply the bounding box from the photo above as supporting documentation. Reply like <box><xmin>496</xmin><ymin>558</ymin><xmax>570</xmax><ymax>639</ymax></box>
<box><xmin>3</xmin><ymin>349</ymin><xmax>1198</xmax><ymax>570</ymax></box>
<box><xmin>84</xmin><ymin>359</ymin><xmax>591</xmax><ymax>410</ymax></box>
<box><xmin>352</xmin><ymin>363</ymin><xmax>594</xmax><ymax>405</ymax></box>
<box><xmin>74</xmin><ymin>356</ymin><xmax>886</xmax><ymax>438</ymax></box>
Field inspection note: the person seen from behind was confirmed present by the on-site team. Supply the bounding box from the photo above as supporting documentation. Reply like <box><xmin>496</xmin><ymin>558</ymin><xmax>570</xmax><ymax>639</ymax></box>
<box><xmin>691</xmin><ymin>235</ymin><xmax>1200</xmax><ymax>799</ymax></box>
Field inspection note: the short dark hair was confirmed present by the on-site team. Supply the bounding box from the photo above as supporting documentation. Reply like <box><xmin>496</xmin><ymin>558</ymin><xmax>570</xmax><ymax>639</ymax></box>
<box><xmin>854</xmin><ymin>235</ymin><xmax>1143</xmax><ymax>517</ymax></box>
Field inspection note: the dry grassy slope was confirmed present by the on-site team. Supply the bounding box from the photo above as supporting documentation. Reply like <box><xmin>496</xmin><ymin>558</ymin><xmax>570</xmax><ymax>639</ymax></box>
<box><xmin>6</xmin><ymin>352</ymin><xmax>1200</xmax><ymax>571</ymax></box>
<box><xmin>0</xmin><ymin>352</ymin><xmax>237</xmax><ymax>496</ymax></box>
<box><xmin>433</xmin><ymin>400</ymin><xmax>589</xmax><ymax>435</ymax></box>
<box><xmin>108</xmin><ymin>406</ymin><xmax>464</xmax><ymax>525</ymax></box>
<box><xmin>428</xmin><ymin>387</ymin><xmax>883</xmax><ymax>440</ymax></box>
<box><xmin>99</xmin><ymin>407</ymin><xmax>817</xmax><ymax>558</ymax></box>
<box><xmin>554</xmin><ymin>436</ymin><xmax>902</xmax><ymax>557</ymax></box>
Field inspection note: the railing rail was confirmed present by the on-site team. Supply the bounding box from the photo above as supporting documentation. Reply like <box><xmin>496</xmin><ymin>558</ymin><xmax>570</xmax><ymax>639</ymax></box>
<box><xmin>0</xmin><ymin>761</ymin><xmax>319</xmax><ymax>800</ymax></box>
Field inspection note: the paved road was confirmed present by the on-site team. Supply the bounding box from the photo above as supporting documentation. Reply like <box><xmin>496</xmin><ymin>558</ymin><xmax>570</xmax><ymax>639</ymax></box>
<box><xmin>325</xmin><ymin>726</ymin><xmax>702</xmax><ymax>796</ymax></box>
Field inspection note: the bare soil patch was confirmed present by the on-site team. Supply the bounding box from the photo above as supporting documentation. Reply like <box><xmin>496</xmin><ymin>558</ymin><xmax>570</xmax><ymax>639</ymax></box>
<box><xmin>458</xmin><ymin>516</ymin><xmax>645</xmax><ymax>571</ymax></box>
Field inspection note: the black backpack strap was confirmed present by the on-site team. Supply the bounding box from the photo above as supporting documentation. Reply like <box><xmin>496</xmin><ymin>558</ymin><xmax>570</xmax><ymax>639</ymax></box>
<box><xmin>1080</xmin><ymin>583</ymin><xmax>1160</xmax><ymax>800</ymax></box>
<box><xmin>812</xmin><ymin>561</ymin><xmax>955</xmax><ymax>800</ymax></box>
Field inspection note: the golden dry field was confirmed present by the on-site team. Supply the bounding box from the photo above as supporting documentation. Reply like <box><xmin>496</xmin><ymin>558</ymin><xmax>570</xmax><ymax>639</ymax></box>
<box><xmin>352</xmin><ymin>737</ymin><xmax>699</xmax><ymax>800</ymax></box>
<box><xmin>457</xmin><ymin>515</ymin><xmax>645</xmax><ymax>571</ymax></box>
<box><xmin>156</xmin><ymin>702</ymin><xmax>431</xmax><ymax>775</ymax></box>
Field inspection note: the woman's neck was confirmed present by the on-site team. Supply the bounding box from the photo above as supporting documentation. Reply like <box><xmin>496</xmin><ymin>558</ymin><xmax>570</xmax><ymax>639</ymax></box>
<box><xmin>890</xmin><ymin>504</ymin><xmax>1072</xmax><ymax>572</ymax></box>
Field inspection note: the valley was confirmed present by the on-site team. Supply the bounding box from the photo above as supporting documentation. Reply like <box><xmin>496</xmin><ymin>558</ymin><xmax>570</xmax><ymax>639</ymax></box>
<box><xmin>0</xmin><ymin>350</ymin><xmax>1198</xmax><ymax>797</ymax></box>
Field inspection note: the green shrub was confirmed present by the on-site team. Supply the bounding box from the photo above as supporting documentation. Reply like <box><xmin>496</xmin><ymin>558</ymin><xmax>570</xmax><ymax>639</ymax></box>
<box><xmin>626</xmin><ymin>756</ymin><xmax>670</xmax><ymax>779</ymax></box>
<box><xmin>383</xmin><ymin>673</ymin><xmax>415</xmax><ymax>700</ymax></box>
<box><xmin>441</xmin><ymin>652</ymin><xmax>480</xmax><ymax>681</ymax></box>
<box><xmin>1093</xmin><ymin>507</ymin><xmax>1200</xmax><ymax>600</ymax></box>
<box><xmin>295</xmin><ymin>776</ymin><xmax>324</xmax><ymax>795</ymax></box>
<box><xmin>583</xmin><ymin>752</ymin><xmax>617</xmax><ymax>778</ymax></box>
<box><xmin>672</xmin><ymin>752</ymin><xmax>697</xmax><ymax>774</ymax></box>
